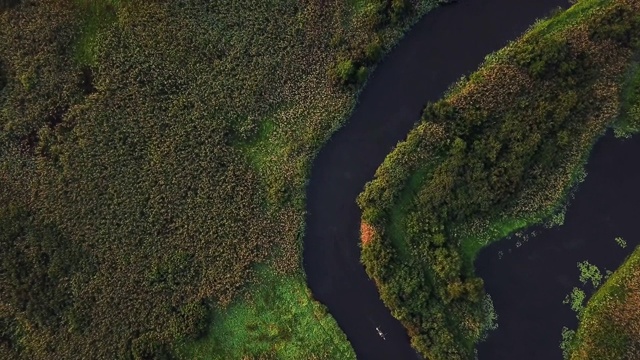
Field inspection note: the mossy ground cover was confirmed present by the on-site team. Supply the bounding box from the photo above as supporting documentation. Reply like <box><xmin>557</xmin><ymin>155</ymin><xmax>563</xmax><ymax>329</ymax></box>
<box><xmin>0</xmin><ymin>0</ymin><xmax>445</xmax><ymax>358</ymax></box>
<box><xmin>565</xmin><ymin>246</ymin><xmax>640</xmax><ymax>359</ymax></box>
<box><xmin>358</xmin><ymin>0</ymin><xmax>640</xmax><ymax>358</ymax></box>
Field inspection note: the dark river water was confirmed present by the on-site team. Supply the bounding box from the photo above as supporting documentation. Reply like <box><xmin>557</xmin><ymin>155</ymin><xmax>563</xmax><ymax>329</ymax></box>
<box><xmin>302</xmin><ymin>0</ymin><xmax>569</xmax><ymax>359</ymax></box>
<box><xmin>475</xmin><ymin>132</ymin><xmax>640</xmax><ymax>360</ymax></box>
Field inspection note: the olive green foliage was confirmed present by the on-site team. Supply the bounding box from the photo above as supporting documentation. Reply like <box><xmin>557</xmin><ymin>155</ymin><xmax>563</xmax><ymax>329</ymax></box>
<box><xmin>331</xmin><ymin>0</ymin><xmax>438</xmax><ymax>86</ymax></box>
<box><xmin>72</xmin><ymin>0</ymin><xmax>121</xmax><ymax>66</ymax></box>
<box><xmin>565</xmin><ymin>246</ymin><xmax>640</xmax><ymax>360</ymax></box>
<box><xmin>0</xmin><ymin>0</ymin><xmax>442</xmax><ymax>358</ymax></box>
<box><xmin>564</xmin><ymin>287</ymin><xmax>587</xmax><ymax>317</ymax></box>
<box><xmin>0</xmin><ymin>205</ymin><xmax>96</xmax><ymax>356</ymax></box>
<box><xmin>357</xmin><ymin>0</ymin><xmax>640</xmax><ymax>358</ymax></box>
<box><xmin>177</xmin><ymin>266</ymin><xmax>355</xmax><ymax>360</ymax></box>
<box><xmin>561</xmin><ymin>326</ymin><xmax>577</xmax><ymax>359</ymax></box>
<box><xmin>562</xmin><ymin>261</ymin><xmax>603</xmax><ymax>321</ymax></box>
<box><xmin>333</xmin><ymin>58</ymin><xmax>362</xmax><ymax>86</ymax></box>
<box><xmin>578</xmin><ymin>261</ymin><xmax>603</xmax><ymax>288</ymax></box>
<box><xmin>390</xmin><ymin>0</ymin><xmax>410</xmax><ymax>24</ymax></box>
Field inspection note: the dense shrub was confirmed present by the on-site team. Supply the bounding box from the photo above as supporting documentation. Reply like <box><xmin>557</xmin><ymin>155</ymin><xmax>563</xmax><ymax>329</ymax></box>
<box><xmin>364</xmin><ymin>36</ymin><xmax>383</xmax><ymax>63</ymax></box>
<box><xmin>356</xmin><ymin>65</ymin><xmax>369</xmax><ymax>84</ymax></box>
<box><xmin>338</xmin><ymin>0</ymin><xmax>427</xmax><ymax>82</ymax></box>
<box><xmin>334</xmin><ymin>58</ymin><xmax>357</xmax><ymax>85</ymax></box>
<box><xmin>614</xmin><ymin>53</ymin><xmax>640</xmax><ymax>137</ymax></box>
<box><xmin>358</xmin><ymin>0</ymin><xmax>640</xmax><ymax>358</ymax></box>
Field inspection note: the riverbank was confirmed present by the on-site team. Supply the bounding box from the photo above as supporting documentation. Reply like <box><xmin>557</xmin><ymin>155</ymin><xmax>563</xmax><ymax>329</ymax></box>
<box><xmin>476</xmin><ymin>132</ymin><xmax>640</xmax><ymax>359</ymax></box>
<box><xmin>565</xmin><ymin>246</ymin><xmax>640</xmax><ymax>359</ymax></box>
<box><xmin>357</xmin><ymin>0</ymin><xmax>639</xmax><ymax>357</ymax></box>
<box><xmin>303</xmin><ymin>0</ymin><xmax>570</xmax><ymax>358</ymax></box>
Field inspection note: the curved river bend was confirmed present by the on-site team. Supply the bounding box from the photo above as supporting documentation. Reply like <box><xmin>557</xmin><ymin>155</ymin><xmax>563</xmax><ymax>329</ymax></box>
<box><xmin>476</xmin><ymin>133</ymin><xmax>640</xmax><ymax>360</ymax></box>
<box><xmin>303</xmin><ymin>0</ymin><xmax>568</xmax><ymax>359</ymax></box>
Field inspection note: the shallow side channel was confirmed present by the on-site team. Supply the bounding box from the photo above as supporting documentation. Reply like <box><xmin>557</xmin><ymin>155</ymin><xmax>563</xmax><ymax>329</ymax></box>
<box><xmin>303</xmin><ymin>0</ymin><xmax>569</xmax><ymax>359</ymax></box>
<box><xmin>475</xmin><ymin>133</ymin><xmax>640</xmax><ymax>360</ymax></box>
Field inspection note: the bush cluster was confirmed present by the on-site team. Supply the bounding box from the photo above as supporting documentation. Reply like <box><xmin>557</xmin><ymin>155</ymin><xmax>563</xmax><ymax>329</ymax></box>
<box><xmin>358</xmin><ymin>0</ymin><xmax>640</xmax><ymax>358</ymax></box>
<box><xmin>330</xmin><ymin>0</ymin><xmax>441</xmax><ymax>87</ymax></box>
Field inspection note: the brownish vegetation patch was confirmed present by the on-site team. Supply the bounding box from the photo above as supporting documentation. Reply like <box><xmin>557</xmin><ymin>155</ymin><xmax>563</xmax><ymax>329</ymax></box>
<box><xmin>361</xmin><ymin>221</ymin><xmax>376</xmax><ymax>245</ymax></box>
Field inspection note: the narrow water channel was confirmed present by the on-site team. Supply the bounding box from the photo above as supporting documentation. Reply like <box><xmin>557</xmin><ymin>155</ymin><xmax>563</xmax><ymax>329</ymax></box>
<box><xmin>302</xmin><ymin>0</ymin><xmax>568</xmax><ymax>359</ymax></box>
<box><xmin>476</xmin><ymin>132</ymin><xmax>640</xmax><ymax>360</ymax></box>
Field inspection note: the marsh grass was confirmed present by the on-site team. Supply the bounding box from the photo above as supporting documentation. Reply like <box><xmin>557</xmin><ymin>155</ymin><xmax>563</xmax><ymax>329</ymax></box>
<box><xmin>0</xmin><ymin>0</ymin><xmax>443</xmax><ymax>358</ymax></box>
<box><xmin>0</xmin><ymin>0</ymin><xmax>19</xmax><ymax>11</ymax></box>
<box><xmin>72</xmin><ymin>0</ymin><xmax>122</xmax><ymax>65</ymax></box>
<box><xmin>458</xmin><ymin>153</ymin><xmax>587</xmax><ymax>268</ymax></box>
<box><xmin>458</xmin><ymin>214</ymin><xmax>536</xmax><ymax>265</ymax></box>
<box><xmin>526</xmin><ymin>0</ymin><xmax>610</xmax><ymax>38</ymax></box>
<box><xmin>176</xmin><ymin>266</ymin><xmax>355</xmax><ymax>360</ymax></box>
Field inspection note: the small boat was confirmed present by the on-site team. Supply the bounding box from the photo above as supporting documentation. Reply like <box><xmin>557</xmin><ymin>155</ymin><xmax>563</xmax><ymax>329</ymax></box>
<box><xmin>376</xmin><ymin>326</ymin><xmax>386</xmax><ymax>340</ymax></box>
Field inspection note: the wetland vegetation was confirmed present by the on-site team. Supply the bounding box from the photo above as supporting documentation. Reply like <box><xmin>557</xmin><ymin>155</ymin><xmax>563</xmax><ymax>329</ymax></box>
<box><xmin>358</xmin><ymin>0</ymin><xmax>640</xmax><ymax>358</ymax></box>
<box><xmin>0</xmin><ymin>0</ymin><xmax>447</xmax><ymax>358</ymax></box>
<box><xmin>563</xmin><ymin>246</ymin><xmax>640</xmax><ymax>359</ymax></box>
<box><xmin>5</xmin><ymin>0</ymin><xmax>640</xmax><ymax>358</ymax></box>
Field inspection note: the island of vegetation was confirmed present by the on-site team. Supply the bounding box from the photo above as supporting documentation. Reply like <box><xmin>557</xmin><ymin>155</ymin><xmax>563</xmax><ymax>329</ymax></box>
<box><xmin>358</xmin><ymin>0</ymin><xmax>640</xmax><ymax>358</ymax></box>
<box><xmin>0</xmin><ymin>0</ymin><xmax>447</xmax><ymax>359</ymax></box>
<box><xmin>564</xmin><ymin>246</ymin><xmax>640</xmax><ymax>359</ymax></box>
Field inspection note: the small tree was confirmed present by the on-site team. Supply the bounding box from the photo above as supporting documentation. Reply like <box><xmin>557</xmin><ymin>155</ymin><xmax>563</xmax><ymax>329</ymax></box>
<box><xmin>334</xmin><ymin>59</ymin><xmax>355</xmax><ymax>85</ymax></box>
<box><xmin>356</xmin><ymin>66</ymin><xmax>368</xmax><ymax>84</ymax></box>
<box><xmin>365</xmin><ymin>37</ymin><xmax>383</xmax><ymax>63</ymax></box>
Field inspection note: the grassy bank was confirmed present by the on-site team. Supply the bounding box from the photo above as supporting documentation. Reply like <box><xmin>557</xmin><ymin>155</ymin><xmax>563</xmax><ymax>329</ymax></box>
<box><xmin>175</xmin><ymin>266</ymin><xmax>354</xmax><ymax>360</ymax></box>
<box><xmin>357</xmin><ymin>0</ymin><xmax>640</xmax><ymax>358</ymax></box>
<box><xmin>0</xmin><ymin>0</ymin><xmax>444</xmax><ymax>358</ymax></box>
<box><xmin>564</xmin><ymin>246</ymin><xmax>640</xmax><ymax>359</ymax></box>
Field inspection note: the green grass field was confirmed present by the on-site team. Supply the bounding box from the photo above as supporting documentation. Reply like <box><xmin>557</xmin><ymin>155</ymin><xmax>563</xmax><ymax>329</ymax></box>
<box><xmin>177</xmin><ymin>266</ymin><xmax>355</xmax><ymax>360</ymax></box>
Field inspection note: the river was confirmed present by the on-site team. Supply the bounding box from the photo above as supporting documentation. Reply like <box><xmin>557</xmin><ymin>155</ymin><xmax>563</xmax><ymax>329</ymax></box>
<box><xmin>475</xmin><ymin>132</ymin><xmax>640</xmax><ymax>359</ymax></box>
<box><xmin>303</xmin><ymin>0</ymin><xmax>569</xmax><ymax>359</ymax></box>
